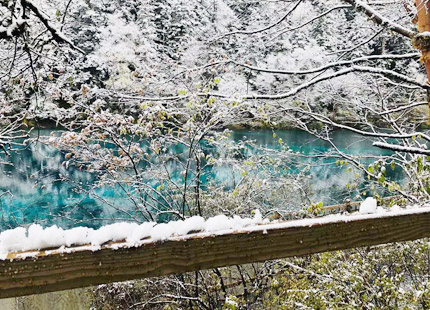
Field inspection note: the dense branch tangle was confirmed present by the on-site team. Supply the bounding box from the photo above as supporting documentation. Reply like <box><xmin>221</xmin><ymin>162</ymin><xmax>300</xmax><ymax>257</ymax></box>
<box><xmin>93</xmin><ymin>0</ymin><xmax>430</xmax><ymax>212</ymax></box>
<box><xmin>193</xmin><ymin>0</ymin><xmax>430</xmax><ymax>205</ymax></box>
<box><xmin>0</xmin><ymin>0</ymin><xmax>83</xmax><ymax>52</ymax></box>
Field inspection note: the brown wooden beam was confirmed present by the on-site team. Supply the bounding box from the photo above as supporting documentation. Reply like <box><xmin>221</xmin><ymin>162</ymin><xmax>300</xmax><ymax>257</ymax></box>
<box><xmin>0</xmin><ymin>208</ymin><xmax>430</xmax><ymax>299</ymax></box>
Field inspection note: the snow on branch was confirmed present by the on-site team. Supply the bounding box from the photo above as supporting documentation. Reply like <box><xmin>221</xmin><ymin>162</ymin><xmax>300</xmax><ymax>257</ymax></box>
<box><xmin>373</xmin><ymin>141</ymin><xmax>430</xmax><ymax>155</ymax></box>
<box><xmin>217</xmin><ymin>65</ymin><xmax>428</xmax><ymax>100</ymax></box>
<box><xmin>281</xmin><ymin>107</ymin><xmax>430</xmax><ymax>142</ymax></box>
<box><xmin>112</xmin><ymin>92</ymin><xmax>191</xmax><ymax>102</ymax></box>
<box><xmin>379</xmin><ymin>101</ymin><xmax>428</xmax><ymax>115</ymax></box>
<box><xmin>22</xmin><ymin>0</ymin><xmax>84</xmax><ymax>54</ymax></box>
<box><xmin>119</xmin><ymin>64</ymin><xmax>426</xmax><ymax>103</ymax></box>
<box><xmin>344</xmin><ymin>0</ymin><xmax>416</xmax><ymax>38</ymax></box>
<box><xmin>352</xmin><ymin>65</ymin><xmax>427</xmax><ymax>85</ymax></box>
<box><xmin>0</xmin><ymin>17</ymin><xmax>27</xmax><ymax>40</ymax></box>
<box><xmin>234</xmin><ymin>53</ymin><xmax>420</xmax><ymax>75</ymax></box>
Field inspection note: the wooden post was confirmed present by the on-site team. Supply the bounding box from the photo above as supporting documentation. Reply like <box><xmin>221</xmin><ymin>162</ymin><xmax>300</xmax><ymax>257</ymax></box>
<box><xmin>413</xmin><ymin>0</ymin><xmax>430</xmax><ymax>123</ymax></box>
<box><xmin>414</xmin><ymin>0</ymin><xmax>430</xmax><ymax>82</ymax></box>
<box><xmin>0</xmin><ymin>208</ymin><xmax>429</xmax><ymax>299</ymax></box>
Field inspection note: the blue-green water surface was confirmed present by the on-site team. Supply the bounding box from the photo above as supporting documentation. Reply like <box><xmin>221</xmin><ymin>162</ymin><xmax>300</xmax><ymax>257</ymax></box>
<box><xmin>0</xmin><ymin>129</ymin><xmax>401</xmax><ymax>230</ymax></box>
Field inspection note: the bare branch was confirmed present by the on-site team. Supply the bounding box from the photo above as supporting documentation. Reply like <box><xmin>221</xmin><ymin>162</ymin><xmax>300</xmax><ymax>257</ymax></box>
<box><xmin>210</xmin><ymin>0</ymin><xmax>303</xmax><ymax>42</ymax></box>
<box><xmin>379</xmin><ymin>101</ymin><xmax>428</xmax><ymax>115</ymax></box>
<box><xmin>271</xmin><ymin>5</ymin><xmax>352</xmax><ymax>40</ymax></box>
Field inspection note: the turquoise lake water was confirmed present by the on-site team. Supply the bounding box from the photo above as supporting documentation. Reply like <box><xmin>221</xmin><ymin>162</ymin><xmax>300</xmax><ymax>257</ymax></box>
<box><xmin>0</xmin><ymin>129</ymin><xmax>401</xmax><ymax>230</ymax></box>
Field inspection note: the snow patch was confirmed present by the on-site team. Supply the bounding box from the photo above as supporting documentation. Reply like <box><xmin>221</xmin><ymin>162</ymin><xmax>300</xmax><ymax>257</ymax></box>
<box><xmin>359</xmin><ymin>197</ymin><xmax>377</xmax><ymax>214</ymax></box>
<box><xmin>0</xmin><ymin>210</ymin><xmax>264</xmax><ymax>259</ymax></box>
<box><xmin>2</xmin><ymin>206</ymin><xmax>430</xmax><ymax>260</ymax></box>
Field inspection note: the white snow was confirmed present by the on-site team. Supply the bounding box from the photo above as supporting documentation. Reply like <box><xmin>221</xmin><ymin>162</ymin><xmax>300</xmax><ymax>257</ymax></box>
<box><xmin>1</xmin><ymin>206</ymin><xmax>430</xmax><ymax>260</ymax></box>
<box><xmin>90</xmin><ymin>222</ymin><xmax>139</xmax><ymax>246</ymax></box>
<box><xmin>391</xmin><ymin>205</ymin><xmax>401</xmax><ymax>212</ymax></box>
<box><xmin>224</xmin><ymin>295</ymin><xmax>238</xmax><ymax>307</ymax></box>
<box><xmin>125</xmin><ymin>222</ymin><xmax>156</xmax><ymax>245</ymax></box>
<box><xmin>65</xmin><ymin>227</ymin><xmax>92</xmax><ymax>247</ymax></box>
<box><xmin>27</xmin><ymin>225</ymin><xmax>67</xmax><ymax>250</ymax></box>
<box><xmin>0</xmin><ymin>227</ymin><xmax>27</xmax><ymax>253</ymax></box>
<box><xmin>150</xmin><ymin>223</ymin><xmax>177</xmax><ymax>241</ymax></box>
<box><xmin>0</xmin><ymin>210</ymin><xmax>264</xmax><ymax>259</ymax></box>
<box><xmin>359</xmin><ymin>197</ymin><xmax>377</xmax><ymax>214</ymax></box>
<box><xmin>372</xmin><ymin>141</ymin><xmax>430</xmax><ymax>155</ymax></box>
<box><xmin>417</xmin><ymin>31</ymin><xmax>430</xmax><ymax>37</ymax></box>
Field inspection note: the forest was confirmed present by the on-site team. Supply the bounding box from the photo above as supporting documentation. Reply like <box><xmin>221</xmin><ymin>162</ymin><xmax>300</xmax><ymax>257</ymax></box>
<box><xmin>2</xmin><ymin>0</ymin><xmax>430</xmax><ymax>308</ymax></box>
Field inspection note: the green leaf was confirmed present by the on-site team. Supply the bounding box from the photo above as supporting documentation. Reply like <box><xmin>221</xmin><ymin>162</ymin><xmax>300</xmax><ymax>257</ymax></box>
<box><xmin>418</xmin><ymin>156</ymin><xmax>423</xmax><ymax>173</ymax></box>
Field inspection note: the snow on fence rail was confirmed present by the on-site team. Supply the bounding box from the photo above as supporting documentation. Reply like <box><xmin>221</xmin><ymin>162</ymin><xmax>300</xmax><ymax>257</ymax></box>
<box><xmin>0</xmin><ymin>206</ymin><xmax>430</xmax><ymax>298</ymax></box>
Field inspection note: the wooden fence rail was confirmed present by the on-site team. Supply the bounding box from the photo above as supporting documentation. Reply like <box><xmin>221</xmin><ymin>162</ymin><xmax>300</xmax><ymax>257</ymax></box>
<box><xmin>1</xmin><ymin>207</ymin><xmax>430</xmax><ymax>299</ymax></box>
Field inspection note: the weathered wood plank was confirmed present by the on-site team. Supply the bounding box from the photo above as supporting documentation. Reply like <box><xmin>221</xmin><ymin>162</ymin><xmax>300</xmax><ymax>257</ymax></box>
<box><xmin>0</xmin><ymin>209</ymin><xmax>429</xmax><ymax>299</ymax></box>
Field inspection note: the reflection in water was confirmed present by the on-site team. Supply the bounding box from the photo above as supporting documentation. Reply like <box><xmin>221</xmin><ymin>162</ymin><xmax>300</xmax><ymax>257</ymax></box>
<box><xmin>0</xmin><ymin>129</ymin><xmax>402</xmax><ymax>230</ymax></box>
<box><xmin>0</xmin><ymin>141</ymin><xmax>104</xmax><ymax>229</ymax></box>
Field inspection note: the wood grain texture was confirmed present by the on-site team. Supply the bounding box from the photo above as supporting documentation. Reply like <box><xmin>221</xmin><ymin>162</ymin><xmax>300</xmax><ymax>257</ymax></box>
<box><xmin>0</xmin><ymin>210</ymin><xmax>429</xmax><ymax>299</ymax></box>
